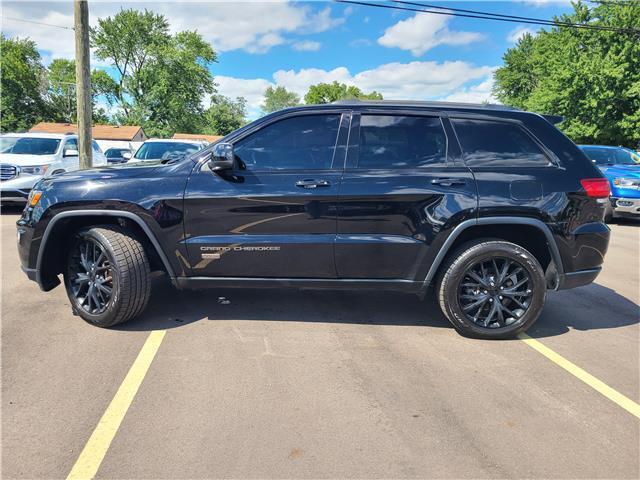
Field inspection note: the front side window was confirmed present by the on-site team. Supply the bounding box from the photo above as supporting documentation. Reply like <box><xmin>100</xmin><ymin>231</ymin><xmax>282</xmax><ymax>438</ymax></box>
<box><xmin>0</xmin><ymin>137</ymin><xmax>61</xmax><ymax>155</ymax></box>
<box><xmin>92</xmin><ymin>140</ymin><xmax>102</xmax><ymax>153</ymax></box>
<box><xmin>234</xmin><ymin>114</ymin><xmax>341</xmax><ymax>170</ymax></box>
<box><xmin>63</xmin><ymin>138</ymin><xmax>78</xmax><ymax>155</ymax></box>
<box><xmin>452</xmin><ymin>118</ymin><xmax>550</xmax><ymax>167</ymax></box>
<box><xmin>357</xmin><ymin>115</ymin><xmax>447</xmax><ymax>168</ymax></box>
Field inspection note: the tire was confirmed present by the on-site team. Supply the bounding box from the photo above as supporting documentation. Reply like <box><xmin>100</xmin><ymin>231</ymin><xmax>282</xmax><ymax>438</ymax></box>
<box><xmin>437</xmin><ymin>240</ymin><xmax>546</xmax><ymax>340</ymax></box>
<box><xmin>63</xmin><ymin>226</ymin><xmax>151</xmax><ymax>327</ymax></box>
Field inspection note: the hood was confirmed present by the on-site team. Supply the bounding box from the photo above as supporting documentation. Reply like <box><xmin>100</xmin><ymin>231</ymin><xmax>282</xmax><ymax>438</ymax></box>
<box><xmin>599</xmin><ymin>165</ymin><xmax>640</xmax><ymax>178</ymax></box>
<box><xmin>0</xmin><ymin>153</ymin><xmax>56</xmax><ymax>165</ymax></box>
<box><xmin>40</xmin><ymin>160</ymin><xmax>165</xmax><ymax>186</ymax></box>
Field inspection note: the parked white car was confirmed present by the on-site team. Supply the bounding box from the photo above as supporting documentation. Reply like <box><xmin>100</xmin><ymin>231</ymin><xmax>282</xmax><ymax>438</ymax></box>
<box><xmin>127</xmin><ymin>138</ymin><xmax>208</xmax><ymax>163</ymax></box>
<box><xmin>0</xmin><ymin>132</ymin><xmax>107</xmax><ymax>204</ymax></box>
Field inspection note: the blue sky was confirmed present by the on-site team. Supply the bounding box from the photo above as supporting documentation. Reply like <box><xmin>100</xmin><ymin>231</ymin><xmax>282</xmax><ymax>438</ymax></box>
<box><xmin>2</xmin><ymin>1</ymin><xmax>574</xmax><ymax>118</ymax></box>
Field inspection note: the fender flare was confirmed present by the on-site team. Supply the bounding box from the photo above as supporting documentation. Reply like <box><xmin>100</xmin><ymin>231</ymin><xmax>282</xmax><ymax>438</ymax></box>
<box><xmin>421</xmin><ymin>216</ymin><xmax>564</xmax><ymax>289</ymax></box>
<box><xmin>36</xmin><ymin>209</ymin><xmax>176</xmax><ymax>285</ymax></box>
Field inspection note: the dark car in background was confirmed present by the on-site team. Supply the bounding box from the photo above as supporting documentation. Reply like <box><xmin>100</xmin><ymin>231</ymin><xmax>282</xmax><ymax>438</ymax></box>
<box><xmin>17</xmin><ymin>101</ymin><xmax>611</xmax><ymax>339</ymax></box>
<box><xmin>104</xmin><ymin>147</ymin><xmax>132</xmax><ymax>164</ymax></box>
<box><xmin>579</xmin><ymin>145</ymin><xmax>640</xmax><ymax>221</ymax></box>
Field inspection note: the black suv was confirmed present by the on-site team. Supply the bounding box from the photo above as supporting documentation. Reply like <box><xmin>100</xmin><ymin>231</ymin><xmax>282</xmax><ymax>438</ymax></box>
<box><xmin>17</xmin><ymin>101</ymin><xmax>611</xmax><ymax>339</ymax></box>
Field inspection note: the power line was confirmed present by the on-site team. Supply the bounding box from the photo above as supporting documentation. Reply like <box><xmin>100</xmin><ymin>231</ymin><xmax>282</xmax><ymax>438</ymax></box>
<box><xmin>2</xmin><ymin>16</ymin><xmax>75</xmax><ymax>31</ymax></box>
<box><xmin>336</xmin><ymin>0</ymin><xmax>640</xmax><ymax>34</ymax></box>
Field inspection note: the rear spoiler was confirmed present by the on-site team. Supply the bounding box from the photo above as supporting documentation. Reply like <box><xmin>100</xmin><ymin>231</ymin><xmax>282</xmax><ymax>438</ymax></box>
<box><xmin>542</xmin><ymin>114</ymin><xmax>564</xmax><ymax>125</ymax></box>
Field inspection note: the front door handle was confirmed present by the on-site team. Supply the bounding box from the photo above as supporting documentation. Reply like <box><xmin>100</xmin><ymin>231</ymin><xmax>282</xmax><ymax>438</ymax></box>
<box><xmin>296</xmin><ymin>179</ymin><xmax>331</xmax><ymax>189</ymax></box>
<box><xmin>431</xmin><ymin>178</ymin><xmax>467</xmax><ymax>187</ymax></box>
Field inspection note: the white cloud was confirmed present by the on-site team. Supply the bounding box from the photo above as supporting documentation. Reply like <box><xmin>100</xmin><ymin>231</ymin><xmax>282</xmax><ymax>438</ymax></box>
<box><xmin>1</xmin><ymin>1</ymin><xmax>345</xmax><ymax>58</ymax></box>
<box><xmin>442</xmin><ymin>76</ymin><xmax>498</xmax><ymax>104</ymax></box>
<box><xmin>214</xmin><ymin>75</ymin><xmax>273</xmax><ymax>119</ymax></box>
<box><xmin>507</xmin><ymin>26</ymin><xmax>537</xmax><ymax>43</ymax></box>
<box><xmin>217</xmin><ymin>60</ymin><xmax>497</xmax><ymax>119</ymax></box>
<box><xmin>292</xmin><ymin>40</ymin><xmax>321</xmax><ymax>52</ymax></box>
<box><xmin>378</xmin><ymin>13</ymin><xmax>484</xmax><ymax>56</ymax></box>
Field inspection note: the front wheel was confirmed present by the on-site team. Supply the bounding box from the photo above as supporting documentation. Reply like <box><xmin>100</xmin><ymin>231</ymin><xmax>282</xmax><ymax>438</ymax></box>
<box><xmin>64</xmin><ymin>227</ymin><xmax>151</xmax><ymax>327</ymax></box>
<box><xmin>437</xmin><ymin>240</ymin><xmax>546</xmax><ymax>339</ymax></box>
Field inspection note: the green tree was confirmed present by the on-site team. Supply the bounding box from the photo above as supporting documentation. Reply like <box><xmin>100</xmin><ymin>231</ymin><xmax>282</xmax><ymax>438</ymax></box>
<box><xmin>0</xmin><ymin>35</ymin><xmax>49</xmax><ymax>132</ymax></box>
<box><xmin>203</xmin><ymin>94</ymin><xmax>247</xmax><ymax>135</ymax></box>
<box><xmin>91</xmin><ymin>9</ymin><xmax>216</xmax><ymax>136</ymax></box>
<box><xmin>261</xmin><ymin>85</ymin><xmax>300</xmax><ymax>113</ymax></box>
<box><xmin>494</xmin><ymin>0</ymin><xmax>640</xmax><ymax>147</ymax></box>
<box><xmin>46</xmin><ymin>59</ymin><xmax>117</xmax><ymax>123</ymax></box>
<box><xmin>303</xmin><ymin>81</ymin><xmax>382</xmax><ymax>104</ymax></box>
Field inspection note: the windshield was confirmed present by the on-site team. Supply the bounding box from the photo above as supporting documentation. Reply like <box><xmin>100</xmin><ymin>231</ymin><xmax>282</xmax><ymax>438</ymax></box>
<box><xmin>0</xmin><ymin>137</ymin><xmax>61</xmax><ymax>155</ymax></box>
<box><xmin>581</xmin><ymin>146</ymin><xmax>637</xmax><ymax>166</ymax></box>
<box><xmin>134</xmin><ymin>142</ymin><xmax>200</xmax><ymax>161</ymax></box>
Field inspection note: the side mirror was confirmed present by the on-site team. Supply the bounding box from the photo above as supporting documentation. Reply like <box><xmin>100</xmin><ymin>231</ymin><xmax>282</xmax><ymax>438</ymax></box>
<box><xmin>64</xmin><ymin>149</ymin><xmax>79</xmax><ymax>157</ymax></box>
<box><xmin>122</xmin><ymin>152</ymin><xmax>132</xmax><ymax>160</ymax></box>
<box><xmin>208</xmin><ymin>142</ymin><xmax>235</xmax><ymax>172</ymax></box>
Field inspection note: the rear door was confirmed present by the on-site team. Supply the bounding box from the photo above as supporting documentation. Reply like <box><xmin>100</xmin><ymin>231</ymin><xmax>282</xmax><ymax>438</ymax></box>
<box><xmin>183</xmin><ymin>111</ymin><xmax>349</xmax><ymax>278</ymax></box>
<box><xmin>335</xmin><ymin>111</ymin><xmax>477</xmax><ymax>281</ymax></box>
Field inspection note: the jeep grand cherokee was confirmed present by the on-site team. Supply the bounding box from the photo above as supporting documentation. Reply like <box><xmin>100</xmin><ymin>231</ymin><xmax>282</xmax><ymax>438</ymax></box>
<box><xmin>16</xmin><ymin>101</ymin><xmax>611</xmax><ymax>339</ymax></box>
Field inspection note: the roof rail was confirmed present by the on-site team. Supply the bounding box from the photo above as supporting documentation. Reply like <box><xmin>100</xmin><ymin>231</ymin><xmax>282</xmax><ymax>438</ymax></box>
<box><xmin>329</xmin><ymin>99</ymin><xmax>521</xmax><ymax>111</ymax></box>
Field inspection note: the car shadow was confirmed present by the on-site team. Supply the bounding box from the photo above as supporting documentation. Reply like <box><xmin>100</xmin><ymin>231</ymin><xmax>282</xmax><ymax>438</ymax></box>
<box><xmin>117</xmin><ymin>275</ymin><xmax>639</xmax><ymax>338</ymax></box>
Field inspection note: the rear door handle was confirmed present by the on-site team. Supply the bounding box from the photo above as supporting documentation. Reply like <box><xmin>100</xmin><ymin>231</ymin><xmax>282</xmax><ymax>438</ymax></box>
<box><xmin>295</xmin><ymin>179</ymin><xmax>331</xmax><ymax>189</ymax></box>
<box><xmin>431</xmin><ymin>178</ymin><xmax>467</xmax><ymax>187</ymax></box>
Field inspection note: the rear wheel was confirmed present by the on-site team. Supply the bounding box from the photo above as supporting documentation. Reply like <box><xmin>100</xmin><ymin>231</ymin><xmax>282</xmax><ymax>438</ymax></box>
<box><xmin>64</xmin><ymin>227</ymin><xmax>151</xmax><ymax>327</ymax></box>
<box><xmin>437</xmin><ymin>240</ymin><xmax>546</xmax><ymax>339</ymax></box>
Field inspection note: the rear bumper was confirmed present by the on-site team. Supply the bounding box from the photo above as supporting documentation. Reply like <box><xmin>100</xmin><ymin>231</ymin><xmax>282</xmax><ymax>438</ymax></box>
<box><xmin>556</xmin><ymin>267</ymin><xmax>601</xmax><ymax>290</ymax></box>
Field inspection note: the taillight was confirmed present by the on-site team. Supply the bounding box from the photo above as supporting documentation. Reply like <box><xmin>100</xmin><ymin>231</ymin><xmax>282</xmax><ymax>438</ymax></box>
<box><xmin>580</xmin><ymin>178</ymin><xmax>611</xmax><ymax>198</ymax></box>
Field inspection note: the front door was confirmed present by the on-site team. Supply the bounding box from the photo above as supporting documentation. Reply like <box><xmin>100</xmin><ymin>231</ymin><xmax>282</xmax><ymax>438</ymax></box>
<box><xmin>336</xmin><ymin>112</ymin><xmax>477</xmax><ymax>281</ymax></box>
<box><xmin>183</xmin><ymin>112</ymin><xmax>349</xmax><ymax>278</ymax></box>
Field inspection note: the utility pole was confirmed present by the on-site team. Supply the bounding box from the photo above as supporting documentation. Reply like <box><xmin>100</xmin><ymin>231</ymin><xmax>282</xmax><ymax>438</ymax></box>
<box><xmin>74</xmin><ymin>0</ymin><xmax>92</xmax><ymax>169</ymax></box>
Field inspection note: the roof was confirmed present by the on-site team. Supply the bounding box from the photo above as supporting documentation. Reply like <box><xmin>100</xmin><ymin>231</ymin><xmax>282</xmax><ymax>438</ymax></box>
<box><xmin>172</xmin><ymin>133</ymin><xmax>222</xmax><ymax>143</ymax></box>
<box><xmin>1</xmin><ymin>132</ymin><xmax>74</xmax><ymax>139</ymax></box>
<box><xmin>29</xmin><ymin>122</ymin><xmax>145</xmax><ymax>141</ymax></box>
<box><xmin>578</xmin><ymin>145</ymin><xmax>624</xmax><ymax>150</ymax></box>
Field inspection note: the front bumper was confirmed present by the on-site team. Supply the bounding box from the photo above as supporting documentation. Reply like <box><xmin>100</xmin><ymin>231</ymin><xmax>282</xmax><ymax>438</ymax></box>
<box><xmin>1</xmin><ymin>175</ymin><xmax>41</xmax><ymax>203</ymax></box>
<box><xmin>611</xmin><ymin>197</ymin><xmax>640</xmax><ymax>217</ymax></box>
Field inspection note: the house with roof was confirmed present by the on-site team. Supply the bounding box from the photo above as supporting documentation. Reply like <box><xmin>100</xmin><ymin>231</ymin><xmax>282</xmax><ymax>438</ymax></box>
<box><xmin>172</xmin><ymin>133</ymin><xmax>222</xmax><ymax>144</ymax></box>
<box><xmin>29</xmin><ymin>122</ymin><xmax>147</xmax><ymax>152</ymax></box>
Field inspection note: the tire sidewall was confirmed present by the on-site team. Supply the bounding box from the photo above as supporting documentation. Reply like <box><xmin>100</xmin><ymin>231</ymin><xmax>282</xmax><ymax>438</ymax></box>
<box><xmin>64</xmin><ymin>229</ymin><xmax>122</xmax><ymax>327</ymax></box>
<box><xmin>441</xmin><ymin>242</ymin><xmax>546</xmax><ymax>339</ymax></box>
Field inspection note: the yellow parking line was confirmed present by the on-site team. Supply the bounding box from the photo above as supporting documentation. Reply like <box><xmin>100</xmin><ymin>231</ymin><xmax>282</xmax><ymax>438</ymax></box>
<box><xmin>518</xmin><ymin>333</ymin><xmax>640</xmax><ymax>419</ymax></box>
<box><xmin>67</xmin><ymin>330</ymin><xmax>166</xmax><ymax>480</ymax></box>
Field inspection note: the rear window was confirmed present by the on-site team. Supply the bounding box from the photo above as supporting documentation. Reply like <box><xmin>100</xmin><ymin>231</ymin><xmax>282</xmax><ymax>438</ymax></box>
<box><xmin>357</xmin><ymin>115</ymin><xmax>447</xmax><ymax>168</ymax></box>
<box><xmin>452</xmin><ymin>119</ymin><xmax>550</xmax><ymax>167</ymax></box>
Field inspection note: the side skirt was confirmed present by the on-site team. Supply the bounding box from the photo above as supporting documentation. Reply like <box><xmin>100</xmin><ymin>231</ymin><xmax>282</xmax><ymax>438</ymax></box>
<box><xmin>174</xmin><ymin>276</ymin><xmax>423</xmax><ymax>293</ymax></box>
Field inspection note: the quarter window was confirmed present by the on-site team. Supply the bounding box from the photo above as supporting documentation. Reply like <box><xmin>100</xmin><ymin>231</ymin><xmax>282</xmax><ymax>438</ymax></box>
<box><xmin>452</xmin><ymin>118</ymin><xmax>550</xmax><ymax>167</ymax></box>
<box><xmin>357</xmin><ymin>115</ymin><xmax>447</xmax><ymax>169</ymax></box>
<box><xmin>234</xmin><ymin>114</ymin><xmax>341</xmax><ymax>170</ymax></box>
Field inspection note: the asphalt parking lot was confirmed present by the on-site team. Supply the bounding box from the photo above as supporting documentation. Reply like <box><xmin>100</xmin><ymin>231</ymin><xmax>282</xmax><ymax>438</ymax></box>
<box><xmin>1</xmin><ymin>207</ymin><xmax>638</xmax><ymax>479</ymax></box>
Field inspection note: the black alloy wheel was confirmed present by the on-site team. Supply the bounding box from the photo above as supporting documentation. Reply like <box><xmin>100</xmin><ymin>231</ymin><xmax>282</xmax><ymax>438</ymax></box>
<box><xmin>68</xmin><ymin>238</ymin><xmax>114</xmax><ymax>315</ymax></box>
<box><xmin>437</xmin><ymin>240</ymin><xmax>546</xmax><ymax>339</ymax></box>
<box><xmin>458</xmin><ymin>256</ymin><xmax>532</xmax><ymax>329</ymax></box>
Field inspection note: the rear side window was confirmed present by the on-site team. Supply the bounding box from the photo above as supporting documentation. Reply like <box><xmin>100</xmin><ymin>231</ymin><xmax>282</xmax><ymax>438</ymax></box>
<box><xmin>358</xmin><ymin>115</ymin><xmax>447</xmax><ymax>168</ymax></box>
<box><xmin>452</xmin><ymin>118</ymin><xmax>550</xmax><ymax>167</ymax></box>
<box><xmin>235</xmin><ymin>114</ymin><xmax>341</xmax><ymax>170</ymax></box>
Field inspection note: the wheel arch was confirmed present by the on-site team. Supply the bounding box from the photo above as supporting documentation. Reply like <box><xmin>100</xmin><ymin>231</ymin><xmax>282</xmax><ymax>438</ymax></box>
<box><xmin>422</xmin><ymin>217</ymin><xmax>564</xmax><ymax>291</ymax></box>
<box><xmin>36</xmin><ymin>210</ymin><xmax>175</xmax><ymax>291</ymax></box>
